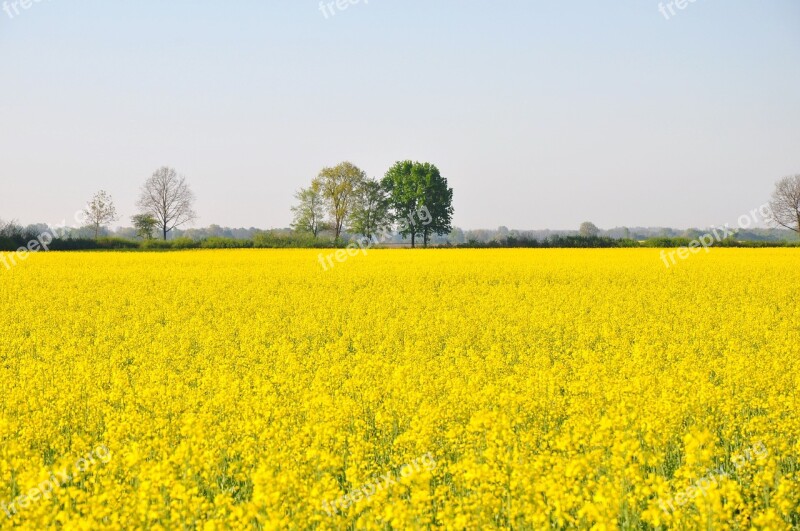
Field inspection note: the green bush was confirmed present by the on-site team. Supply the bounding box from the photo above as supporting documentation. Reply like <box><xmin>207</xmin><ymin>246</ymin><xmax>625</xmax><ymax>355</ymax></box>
<box><xmin>137</xmin><ymin>238</ymin><xmax>198</xmax><ymax>250</ymax></box>
<box><xmin>641</xmin><ymin>237</ymin><xmax>693</xmax><ymax>248</ymax></box>
<box><xmin>200</xmin><ymin>237</ymin><xmax>253</xmax><ymax>249</ymax></box>
<box><xmin>96</xmin><ymin>237</ymin><xmax>140</xmax><ymax>249</ymax></box>
<box><xmin>252</xmin><ymin>231</ymin><xmax>336</xmax><ymax>249</ymax></box>
<box><xmin>0</xmin><ymin>236</ymin><xmax>23</xmax><ymax>251</ymax></box>
<box><xmin>458</xmin><ymin>235</ymin><xmax>638</xmax><ymax>248</ymax></box>
<box><xmin>170</xmin><ymin>237</ymin><xmax>199</xmax><ymax>249</ymax></box>
<box><xmin>48</xmin><ymin>238</ymin><xmax>101</xmax><ymax>251</ymax></box>
<box><xmin>140</xmin><ymin>239</ymin><xmax>174</xmax><ymax>250</ymax></box>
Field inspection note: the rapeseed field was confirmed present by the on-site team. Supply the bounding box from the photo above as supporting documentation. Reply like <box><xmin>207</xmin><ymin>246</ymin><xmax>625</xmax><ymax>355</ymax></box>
<box><xmin>0</xmin><ymin>249</ymin><xmax>798</xmax><ymax>529</ymax></box>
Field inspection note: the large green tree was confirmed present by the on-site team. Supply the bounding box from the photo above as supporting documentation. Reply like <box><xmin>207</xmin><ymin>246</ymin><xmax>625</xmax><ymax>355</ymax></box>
<box><xmin>382</xmin><ymin>161</ymin><xmax>454</xmax><ymax>248</ymax></box>
<box><xmin>419</xmin><ymin>167</ymin><xmax>454</xmax><ymax>247</ymax></box>
<box><xmin>314</xmin><ymin>162</ymin><xmax>366</xmax><ymax>242</ymax></box>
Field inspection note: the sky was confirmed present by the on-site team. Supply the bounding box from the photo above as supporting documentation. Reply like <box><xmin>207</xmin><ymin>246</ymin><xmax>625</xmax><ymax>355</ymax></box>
<box><xmin>1</xmin><ymin>0</ymin><xmax>798</xmax><ymax>231</ymax></box>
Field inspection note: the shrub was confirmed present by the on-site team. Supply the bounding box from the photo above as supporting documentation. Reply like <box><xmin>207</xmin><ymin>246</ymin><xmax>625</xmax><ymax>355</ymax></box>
<box><xmin>641</xmin><ymin>237</ymin><xmax>693</xmax><ymax>248</ymax></box>
<box><xmin>200</xmin><ymin>237</ymin><xmax>254</xmax><ymax>249</ymax></box>
<box><xmin>140</xmin><ymin>239</ymin><xmax>174</xmax><ymax>250</ymax></box>
<box><xmin>170</xmin><ymin>237</ymin><xmax>199</xmax><ymax>249</ymax></box>
<box><xmin>96</xmin><ymin>238</ymin><xmax>140</xmax><ymax>249</ymax></box>
<box><xmin>252</xmin><ymin>231</ymin><xmax>336</xmax><ymax>249</ymax></box>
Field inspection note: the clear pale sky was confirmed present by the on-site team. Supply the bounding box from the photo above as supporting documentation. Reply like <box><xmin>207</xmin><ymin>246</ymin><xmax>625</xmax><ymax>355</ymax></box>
<box><xmin>1</xmin><ymin>1</ymin><xmax>798</xmax><ymax>230</ymax></box>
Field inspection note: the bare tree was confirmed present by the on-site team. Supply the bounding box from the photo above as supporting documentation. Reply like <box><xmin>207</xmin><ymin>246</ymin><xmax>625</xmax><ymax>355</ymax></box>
<box><xmin>83</xmin><ymin>190</ymin><xmax>118</xmax><ymax>240</ymax></box>
<box><xmin>769</xmin><ymin>174</ymin><xmax>800</xmax><ymax>236</ymax></box>
<box><xmin>137</xmin><ymin>167</ymin><xmax>197</xmax><ymax>240</ymax></box>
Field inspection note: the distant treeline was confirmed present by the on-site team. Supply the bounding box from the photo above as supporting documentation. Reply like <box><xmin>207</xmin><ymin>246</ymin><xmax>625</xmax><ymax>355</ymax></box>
<box><xmin>0</xmin><ymin>232</ymin><xmax>338</xmax><ymax>252</ymax></box>
<box><xmin>454</xmin><ymin>235</ymin><xmax>800</xmax><ymax>249</ymax></box>
<box><xmin>2</xmin><ymin>230</ymin><xmax>798</xmax><ymax>252</ymax></box>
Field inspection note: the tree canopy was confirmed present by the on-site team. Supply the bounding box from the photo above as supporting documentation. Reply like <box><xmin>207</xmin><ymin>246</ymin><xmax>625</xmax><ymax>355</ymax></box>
<box><xmin>382</xmin><ymin>161</ymin><xmax>453</xmax><ymax>248</ymax></box>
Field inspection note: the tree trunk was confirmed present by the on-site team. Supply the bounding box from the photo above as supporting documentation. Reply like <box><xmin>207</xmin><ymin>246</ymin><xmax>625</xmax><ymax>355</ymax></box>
<box><xmin>163</xmin><ymin>227</ymin><xmax>168</xmax><ymax>241</ymax></box>
<box><xmin>411</xmin><ymin>233</ymin><xmax>415</xmax><ymax>248</ymax></box>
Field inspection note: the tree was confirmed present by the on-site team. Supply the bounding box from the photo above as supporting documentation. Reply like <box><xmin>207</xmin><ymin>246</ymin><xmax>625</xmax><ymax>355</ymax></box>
<box><xmin>291</xmin><ymin>183</ymin><xmax>327</xmax><ymax>238</ymax></box>
<box><xmin>82</xmin><ymin>190</ymin><xmax>118</xmax><ymax>240</ymax></box>
<box><xmin>579</xmin><ymin>221</ymin><xmax>600</xmax><ymax>238</ymax></box>
<box><xmin>769</xmin><ymin>174</ymin><xmax>800</xmax><ymax>236</ymax></box>
<box><xmin>314</xmin><ymin>162</ymin><xmax>366</xmax><ymax>242</ymax></box>
<box><xmin>0</xmin><ymin>218</ymin><xmax>21</xmax><ymax>238</ymax></box>
<box><xmin>448</xmin><ymin>227</ymin><xmax>466</xmax><ymax>244</ymax></box>
<box><xmin>137</xmin><ymin>167</ymin><xmax>197</xmax><ymax>240</ymax></box>
<box><xmin>132</xmin><ymin>214</ymin><xmax>158</xmax><ymax>240</ymax></box>
<box><xmin>382</xmin><ymin>161</ymin><xmax>454</xmax><ymax>248</ymax></box>
<box><xmin>349</xmin><ymin>178</ymin><xmax>391</xmax><ymax>241</ymax></box>
<box><xmin>419</xmin><ymin>165</ymin><xmax>454</xmax><ymax>247</ymax></box>
<box><xmin>382</xmin><ymin>161</ymin><xmax>421</xmax><ymax>248</ymax></box>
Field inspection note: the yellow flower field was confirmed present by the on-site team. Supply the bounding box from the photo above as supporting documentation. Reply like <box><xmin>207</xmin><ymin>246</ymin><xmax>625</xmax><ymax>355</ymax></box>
<box><xmin>0</xmin><ymin>249</ymin><xmax>798</xmax><ymax>530</ymax></box>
